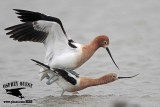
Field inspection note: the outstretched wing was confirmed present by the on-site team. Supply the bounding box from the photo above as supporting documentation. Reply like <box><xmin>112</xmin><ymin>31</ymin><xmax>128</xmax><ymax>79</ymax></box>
<box><xmin>5</xmin><ymin>9</ymin><xmax>69</xmax><ymax>42</ymax></box>
<box><xmin>5</xmin><ymin>9</ymin><xmax>77</xmax><ymax>64</ymax></box>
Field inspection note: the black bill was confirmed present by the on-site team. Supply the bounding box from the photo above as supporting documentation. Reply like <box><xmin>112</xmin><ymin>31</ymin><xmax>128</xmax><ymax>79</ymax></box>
<box><xmin>106</xmin><ymin>47</ymin><xmax>120</xmax><ymax>70</ymax></box>
<box><xmin>118</xmin><ymin>74</ymin><xmax>139</xmax><ymax>79</ymax></box>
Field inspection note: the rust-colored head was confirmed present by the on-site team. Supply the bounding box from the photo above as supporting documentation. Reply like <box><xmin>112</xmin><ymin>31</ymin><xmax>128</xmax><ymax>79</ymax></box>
<box><xmin>103</xmin><ymin>73</ymin><xmax>139</xmax><ymax>82</ymax></box>
<box><xmin>95</xmin><ymin>35</ymin><xmax>109</xmax><ymax>48</ymax></box>
<box><xmin>103</xmin><ymin>73</ymin><xmax>118</xmax><ymax>82</ymax></box>
<box><xmin>94</xmin><ymin>35</ymin><xmax>120</xmax><ymax>70</ymax></box>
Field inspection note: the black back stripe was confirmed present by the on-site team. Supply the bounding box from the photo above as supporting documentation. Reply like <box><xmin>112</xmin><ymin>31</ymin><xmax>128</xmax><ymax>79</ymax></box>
<box><xmin>13</xmin><ymin>9</ymin><xmax>67</xmax><ymax>35</ymax></box>
<box><xmin>55</xmin><ymin>68</ymin><xmax>77</xmax><ymax>85</ymax></box>
<box><xmin>5</xmin><ymin>23</ymin><xmax>29</xmax><ymax>31</ymax></box>
<box><xmin>68</xmin><ymin>39</ymin><xmax>77</xmax><ymax>48</ymax></box>
<box><xmin>31</xmin><ymin>59</ymin><xmax>77</xmax><ymax>85</ymax></box>
<box><xmin>68</xmin><ymin>70</ymin><xmax>79</xmax><ymax>77</ymax></box>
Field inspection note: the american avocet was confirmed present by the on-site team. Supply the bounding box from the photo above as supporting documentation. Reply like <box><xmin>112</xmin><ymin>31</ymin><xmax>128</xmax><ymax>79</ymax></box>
<box><xmin>5</xmin><ymin>9</ymin><xmax>119</xmax><ymax>72</ymax></box>
<box><xmin>31</xmin><ymin>59</ymin><xmax>138</xmax><ymax>96</ymax></box>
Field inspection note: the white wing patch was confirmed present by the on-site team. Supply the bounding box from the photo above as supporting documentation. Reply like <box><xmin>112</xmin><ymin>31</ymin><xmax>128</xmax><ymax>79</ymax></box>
<box><xmin>32</xmin><ymin>21</ymin><xmax>52</xmax><ymax>32</ymax></box>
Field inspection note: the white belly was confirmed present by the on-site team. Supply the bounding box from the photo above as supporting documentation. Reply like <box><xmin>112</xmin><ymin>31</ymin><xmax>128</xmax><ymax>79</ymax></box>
<box><xmin>50</xmin><ymin>50</ymin><xmax>81</xmax><ymax>70</ymax></box>
<box><xmin>56</xmin><ymin>77</ymin><xmax>80</xmax><ymax>92</ymax></box>
<box><xmin>38</xmin><ymin>70</ymin><xmax>80</xmax><ymax>92</ymax></box>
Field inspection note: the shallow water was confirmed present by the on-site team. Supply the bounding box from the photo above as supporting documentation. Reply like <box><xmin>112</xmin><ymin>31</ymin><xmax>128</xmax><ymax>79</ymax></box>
<box><xmin>0</xmin><ymin>0</ymin><xmax>160</xmax><ymax>107</ymax></box>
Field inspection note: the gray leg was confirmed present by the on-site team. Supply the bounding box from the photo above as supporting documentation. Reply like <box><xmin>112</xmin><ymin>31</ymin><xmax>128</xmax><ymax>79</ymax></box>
<box><xmin>61</xmin><ymin>90</ymin><xmax>65</xmax><ymax>96</ymax></box>
<box><xmin>49</xmin><ymin>78</ymin><xmax>58</xmax><ymax>85</ymax></box>
<box><xmin>45</xmin><ymin>74</ymin><xmax>50</xmax><ymax>79</ymax></box>
<box><xmin>46</xmin><ymin>75</ymin><xmax>57</xmax><ymax>85</ymax></box>
<box><xmin>40</xmin><ymin>70</ymin><xmax>50</xmax><ymax>81</ymax></box>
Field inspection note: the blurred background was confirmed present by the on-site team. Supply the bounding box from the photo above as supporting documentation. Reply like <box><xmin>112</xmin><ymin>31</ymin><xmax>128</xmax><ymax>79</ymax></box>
<box><xmin>0</xmin><ymin>0</ymin><xmax>160</xmax><ymax>107</ymax></box>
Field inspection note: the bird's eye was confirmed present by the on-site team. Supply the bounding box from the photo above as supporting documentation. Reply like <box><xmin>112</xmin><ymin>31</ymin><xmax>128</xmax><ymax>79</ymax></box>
<box><xmin>104</xmin><ymin>41</ymin><xmax>107</xmax><ymax>44</ymax></box>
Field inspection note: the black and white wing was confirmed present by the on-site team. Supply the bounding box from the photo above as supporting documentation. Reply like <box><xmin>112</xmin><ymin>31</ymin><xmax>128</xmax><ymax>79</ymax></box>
<box><xmin>5</xmin><ymin>9</ymin><xmax>77</xmax><ymax>64</ymax></box>
<box><xmin>31</xmin><ymin>59</ymin><xmax>79</xmax><ymax>85</ymax></box>
<box><xmin>5</xmin><ymin>9</ymin><xmax>69</xmax><ymax>42</ymax></box>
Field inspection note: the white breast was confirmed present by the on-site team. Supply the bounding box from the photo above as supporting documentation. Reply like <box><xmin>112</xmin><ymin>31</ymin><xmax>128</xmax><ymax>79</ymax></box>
<box><xmin>50</xmin><ymin>44</ymin><xmax>83</xmax><ymax>70</ymax></box>
<box><xmin>56</xmin><ymin>77</ymin><xmax>80</xmax><ymax>92</ymax></box>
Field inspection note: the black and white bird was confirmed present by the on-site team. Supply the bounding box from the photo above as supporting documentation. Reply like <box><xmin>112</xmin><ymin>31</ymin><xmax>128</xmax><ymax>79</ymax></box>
<box><xmin>5</xmin><ymin>9</ymin><xmax>120</xmax><ymax>75</ymax></box>
<box><xmin>31</xmin><ymin>59</ymin><xmax>138</xmax><ymax>96</ymax></box>
<box><xmin>5</xmin><ymin>9</ymin><xmax>138</xmax><ymax>96</ymax></box>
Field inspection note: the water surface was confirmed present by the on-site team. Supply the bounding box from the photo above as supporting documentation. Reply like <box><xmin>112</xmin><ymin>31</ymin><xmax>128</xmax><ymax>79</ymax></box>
<box><xmin>0</xmin><ymin>0</ymin><xmax>160</xmax><ymax>107</ymax></box>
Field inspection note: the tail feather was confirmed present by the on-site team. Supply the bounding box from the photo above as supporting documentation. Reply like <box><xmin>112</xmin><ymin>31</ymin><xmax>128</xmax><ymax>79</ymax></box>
<box><xmin>31</xmin><ymin>59</ymin><xmax>77</xmax><ymax>85</ymax></box>
<box><xmin>31</xmin><ymin>59</ymin><xmax>50</xmax><ymax>69</ymax></box>
<box><xmin>31</xmin><ymin>59</ymin><xmax>58</xmax><ymax>81</ymax></box>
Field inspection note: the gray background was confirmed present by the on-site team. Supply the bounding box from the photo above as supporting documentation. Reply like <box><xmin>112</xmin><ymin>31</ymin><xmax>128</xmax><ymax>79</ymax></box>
<box><xmin>0</xmin><ymin>0</ymin><xmax>160</xmax><ymax>107</ymax></box>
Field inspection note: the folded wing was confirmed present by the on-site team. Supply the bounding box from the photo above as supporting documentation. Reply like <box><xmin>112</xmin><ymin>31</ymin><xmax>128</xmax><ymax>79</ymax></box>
<box><xmin>31</xmin><ymin>59</ymin><xmax>78</xmax><ymax>85</ymax></box>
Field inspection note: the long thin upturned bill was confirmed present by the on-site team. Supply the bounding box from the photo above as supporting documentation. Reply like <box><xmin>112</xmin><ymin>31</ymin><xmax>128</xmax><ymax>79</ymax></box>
<box><xmin>118</xmin><ymin>74</ymin><xmax>139</xmax><ymax>79</ymax></box>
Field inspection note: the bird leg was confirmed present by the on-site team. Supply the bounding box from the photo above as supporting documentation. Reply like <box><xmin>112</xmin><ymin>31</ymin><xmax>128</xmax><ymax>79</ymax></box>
<box><xmin>45</xmin><ymin>74</ymin><xmax>50</xmax><ymax>79</ymax></box>
<box><xmin>50</xmin><ymin>78</ymin><xmax>58</xmax><ymax>84</ymax></box>
<box><xmin>61</xmin><ymin>90</ymin><xmax>65</xmax><ymax>96</ymax></box>
<box><xmin>46</xmin><ymin>75</ymin><xmax>58</xmax><ymax>85</ymax></box>
<box><xmin>41</xmin><ymin>72</ymin><xmax>50</xmax><ymax>80</ymax></box>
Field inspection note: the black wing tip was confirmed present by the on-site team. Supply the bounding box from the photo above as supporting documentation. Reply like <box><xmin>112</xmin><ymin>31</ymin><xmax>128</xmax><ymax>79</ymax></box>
<box><xmin>13</xmin><ymin>9</ymin><xmax>24</xmax><ymax>11</ymax></box>
<box><xmin>5</xmin><ymin>26</ymin><xmax>14</xmax><ymax>31</ymax></box>
<box><xmin>4</xmin><ymin>27</ymin><xmax>9</xmax><ymax>30</ymax></box>
<box><xmin>13</xmin><ymin>9</ymin><xmax>25</xmax><ymax>14</ymax></box>
<box><xmin>5</xmin><ymin>26</ymin><xmax>15</xmax><ymax>30</ymax></box>
<box><xmin>13</xmin><ymin>9</ymin><xmax>19</xmax><ymax>11</ymax></box>
<box><xmin>13</xmin><ymin>9</ymin><xmax>30</xmax><ymax>12</ymax></box>
<box><xmin>5</xmin><ymin>22</ymin><xmax>47</xmax><ymax>43</ymax></box>
<box><xmin>6</xmin><ymin>9</ymin><xmax>67</xmax><ymax>38</ymax></box>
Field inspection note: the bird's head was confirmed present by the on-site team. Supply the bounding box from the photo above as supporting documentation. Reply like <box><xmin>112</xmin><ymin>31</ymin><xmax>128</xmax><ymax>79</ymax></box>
<box><xmin>103</xmin><ymin>73</ymin><xmax>139</xmax><ymax>83</ymax></box>
<box><xmin>96</xmin><ymin>35</ymin><xmax>109</xmax><ymax>48</ymax></box>
<box><xmin>95</xmin><ymin>35</ymin><xmax>119</xmax><ymax>70</ymax></box>
<box><xmin>103</xmin><ymin>73</ymin><xmax>118</xmax><ymax>83</ymax></box>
